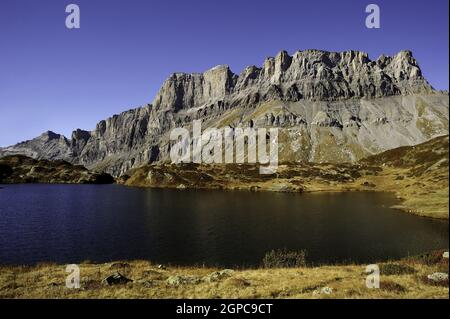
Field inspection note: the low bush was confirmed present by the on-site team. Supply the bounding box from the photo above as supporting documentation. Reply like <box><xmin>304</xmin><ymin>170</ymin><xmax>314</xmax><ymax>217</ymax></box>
<box><xmin>379</xmin><ymin>263</ymin><xmax>416</xmax><ymax>276</ymax></box>
<box><xmin>262</xmin><ymin>248</ymin><xmax>307</xmax><ymax>268</ymax></box>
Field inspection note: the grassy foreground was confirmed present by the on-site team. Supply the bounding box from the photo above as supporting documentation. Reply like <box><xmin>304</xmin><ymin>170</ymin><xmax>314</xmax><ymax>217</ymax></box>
<box><xmin>0</xmin><ymin>251</ymin><xmax>448</xmax><ymax>299</ymax></box>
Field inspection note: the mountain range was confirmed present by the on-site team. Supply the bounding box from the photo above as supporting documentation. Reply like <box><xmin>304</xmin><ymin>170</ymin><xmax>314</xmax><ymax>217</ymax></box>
<box><xmin>1</xmin><ymin>49</ymin><xmax>448</xmax><ymax>177</ymax></box>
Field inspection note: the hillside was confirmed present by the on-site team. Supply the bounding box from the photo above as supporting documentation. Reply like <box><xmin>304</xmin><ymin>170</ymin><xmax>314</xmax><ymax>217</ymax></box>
<box><xmin>123</xmin><ymin>135</ymin><xmax>449</xmax><ymax>219</ymax></box>
<box><xmin>0</xmin><ymin>155</ymin><xmax>114</xmax><ymax>184</ymax></box>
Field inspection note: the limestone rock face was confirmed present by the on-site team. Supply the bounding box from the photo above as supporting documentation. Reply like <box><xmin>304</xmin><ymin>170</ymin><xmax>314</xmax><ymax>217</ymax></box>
<box><xmin>0</xmin><ymin>131</ymin><xmax>72</xmax><ymax>161</ymax></box>
<box><xmin>153</xmin><ymin>49</ymin><xmax>432</xmax><ymax>110</ymax></box>
<box><xmin>152</xmin><ymin>64</ymin><xmax>236</xmax><ymax>111</ymax></box>
<box><xmin>0</xmin><ymin>49</ymin><xmax>447</xmax><ymax>177</ymax></box>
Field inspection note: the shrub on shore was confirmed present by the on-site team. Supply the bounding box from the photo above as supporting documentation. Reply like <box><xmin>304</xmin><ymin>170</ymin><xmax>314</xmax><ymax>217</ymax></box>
<box><xmin>262</xmin><ymin>249</ymin><xmax>307</xmax><ymax>268</ymax></box>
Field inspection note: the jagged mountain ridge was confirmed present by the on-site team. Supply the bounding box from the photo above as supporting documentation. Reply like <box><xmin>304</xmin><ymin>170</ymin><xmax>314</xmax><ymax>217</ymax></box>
<box><xmin>152</xmin><ymin>49</ymin><xmax>432</xmax><ymax>111</ymax></box>
<box><xmin>0</xmin><ymin>49</ymin><xmax>448</xmax><ymax>177</ymax></box>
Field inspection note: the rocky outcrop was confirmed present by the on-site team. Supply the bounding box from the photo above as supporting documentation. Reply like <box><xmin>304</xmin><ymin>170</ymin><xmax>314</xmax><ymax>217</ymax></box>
<box><xmin>102</xmin><ymin>273</ymin><xmax>133</xmax><ymax>286</ymax></box>
<box><xmin>153</xmin><ymin>49</ymin><xmax>432</xmax><ymax>110</ymax></box>
<box><xmin>0</xmin><ymin>49</ymin><xmax>447</xmax><ymax>177</ymax></box>
<box><xmin>0</xmin><ymin>155</ymin><xmax>114</xmax><ymax>184</ymax></box>
<box><xmin>0</xmin><ymin>131</ymin><xmax>72</xmax><ymax>161</ymax></box>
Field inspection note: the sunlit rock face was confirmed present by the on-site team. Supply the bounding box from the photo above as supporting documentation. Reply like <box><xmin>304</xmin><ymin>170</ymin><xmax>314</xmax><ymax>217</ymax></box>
<box><xmin>1</xmin><ymin>49</ymin><xmax>448</xmax><ymax>177</ymax></box>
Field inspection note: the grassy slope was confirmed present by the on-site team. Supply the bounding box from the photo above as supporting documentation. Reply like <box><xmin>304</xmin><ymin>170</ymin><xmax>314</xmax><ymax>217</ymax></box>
<box><xmin>0</xmin><ymin>155</ymin><xmax>114</xmax><ymax>184</ymax></box>
<box><xmin>360</xmin><ymin>135</ymin><xmax>449</xmax><ymax>218</ymax></box>
<box><xmin>0</xmin><ymin>251</ymin><xmax>448</xmax><ymax>299</ymax></box>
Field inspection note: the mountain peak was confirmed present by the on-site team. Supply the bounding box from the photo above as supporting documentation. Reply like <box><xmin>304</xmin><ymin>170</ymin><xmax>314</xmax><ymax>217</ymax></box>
<box><xmin>1</xmin><ymin>48</ymin><xmax>445</xmax><ymax>178</ymax></box>
<box><xmin>152</xmin><ymin>49</ymin><xmax>432</xmax><ymax>111</ymax></box>
<box><xmin>39</xmin><ymin>131</ymin><xmax>62</xmax><ymax>140</ymax></box>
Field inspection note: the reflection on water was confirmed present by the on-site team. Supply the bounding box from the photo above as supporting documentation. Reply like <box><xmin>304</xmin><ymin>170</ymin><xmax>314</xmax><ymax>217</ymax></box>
<box><xmin>0</xmin><ymin>184</ymin><xmax>448</xmax><ymax>267</ymax></box>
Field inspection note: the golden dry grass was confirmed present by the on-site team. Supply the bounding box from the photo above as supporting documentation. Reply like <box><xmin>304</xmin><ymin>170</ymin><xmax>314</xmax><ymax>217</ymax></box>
<box><xmin>0</xmin><ymin>252</ymin><xmax>448</xmax><ymax>299</ymax></box>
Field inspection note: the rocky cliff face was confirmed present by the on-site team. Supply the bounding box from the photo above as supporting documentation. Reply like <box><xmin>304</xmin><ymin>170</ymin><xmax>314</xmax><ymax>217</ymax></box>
<box><xmin>0</xmin><ymin>49</ymin><xmax>448</xmax><ymax>177</ymax></box>
<box><xmin>153</xmin><ymin>49</ymin><xmax>432</xmax><ymax>110</ymax></box>
<box><xmin>0</xmin><ymin>131</ymin><xmax>72</xmax><ymax>160</ymax></box>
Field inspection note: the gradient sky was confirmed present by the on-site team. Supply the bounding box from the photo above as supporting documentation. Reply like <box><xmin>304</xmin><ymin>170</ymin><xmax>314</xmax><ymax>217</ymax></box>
<box><xmin>0</xmin><ymin>0</ymin><xmax>448</xmax><ymax>146</ymax></box>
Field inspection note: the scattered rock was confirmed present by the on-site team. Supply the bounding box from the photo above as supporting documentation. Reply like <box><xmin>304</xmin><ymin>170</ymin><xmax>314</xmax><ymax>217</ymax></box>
<box><xmin>157</xmin><ymin>264</ymin><xmax>166</xmax><ymax>270</ymax></box>
<box><xmin>102</xmin><ymin>273</ymin><xmax>133</xmax><ymax>286</ymax></box>
<box><xmin>166</xmin><ymin>275</ymin><xmax>201</xmax><ymax>286</ymax></box>
<box><xmin>313</xmin><ymin>286</ymin><xmax>333</xmax><ymax>295</ymax></box>
<box><xmin>361</xmin><ymin>181</ymin><xmax>376</xmax><ymax>188</ymax></box>
<box><xmin>427</xmin><ymin>272</ymin><xmax>448</xmax><ymax>283</ymax></box>
<box><xmin>443</xmin><ymin>252</ymin><xmax>449</xmax><ymax>259</ymax></box>
<box><xmin>220</xmin><ymin>269</ymin><xmax>235</xmax><ymax>276</ymax></box>
<box><xmin>321</xmin><ymin>287</ymin><xmax>333</xmax><ymax>294</ymax></box>
<box><xmin>203</xmin><ymin>269</ymin><xmax>235</xmax><ymax>283</ymax></box>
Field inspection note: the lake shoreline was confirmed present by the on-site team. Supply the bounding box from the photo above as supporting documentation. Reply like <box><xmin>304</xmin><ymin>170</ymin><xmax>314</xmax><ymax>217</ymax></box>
<box><xmin>121</xmin><ymin>165</ymin><xmax>449</xmax><ymax>220</ymax></box>
<box><xmin>2</xmin><ymin>136</ymin><xmax>448</xmax><ymax>220</ymax></box>
<box><xmin>0</xmin><ymin>183</ymin><xmax>449</xmax><ymax>220</ymax></box>
<box><xmin>1</xmin><ymin>179</ymin><xmax>448</xmax><ymax>220</ymax></box>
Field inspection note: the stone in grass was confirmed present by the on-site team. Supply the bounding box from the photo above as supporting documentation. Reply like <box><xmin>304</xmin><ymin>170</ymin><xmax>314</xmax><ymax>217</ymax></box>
<box><xmin>443</xmin><ymin>252</ymin><xmax>449</xmax><ymax>259</ymax></box>
<box><xmin>102</xmin><ymin>273</ymin><xmax>133</xmax><ymax>286</ymax></box>
<box><xmin>166</xmin><ymin>275</ymin><xmax>201</xmax><ymax>286</ymax></box>
<box><xmin>203</xmin><ymin>269</ymin><xmax>235</xmax><ymax>283</ymax></box>
<box><xmin>313</xmin><ymin>286</ymin><xmax>333</xmax><ymax>295</ymax></box>
<box><xmin>427</xmin><ymin>272</ymin><xmax>448</xmax><ymax>283</ymax></box>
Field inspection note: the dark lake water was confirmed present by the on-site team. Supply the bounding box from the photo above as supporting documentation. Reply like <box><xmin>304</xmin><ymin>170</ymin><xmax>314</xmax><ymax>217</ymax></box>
<box><xmin>0</xmin><ymin>184</ymin><xmax>448</xmax><ymax>267</ymax></box>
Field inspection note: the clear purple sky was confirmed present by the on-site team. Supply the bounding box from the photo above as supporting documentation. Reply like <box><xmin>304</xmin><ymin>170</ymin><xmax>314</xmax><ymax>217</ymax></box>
<box><xmin>0</xmin><ymin>0</ymin><xmax>448</xmax><ymax>147</ymax></box>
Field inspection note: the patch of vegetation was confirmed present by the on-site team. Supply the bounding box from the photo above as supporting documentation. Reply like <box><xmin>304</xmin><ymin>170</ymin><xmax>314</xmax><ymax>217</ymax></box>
<box><xmin>407</xmin><ymin>251</ymin><xmax>448</xmax><ymax>266</ymax></box>
<box><xmin>380</xmin><ymin>280</ymin><xmax>407</xmax><ymax>293</ymax></box>
<box><xmin>418</xmin><ymin>275</ymin><xmax>449</xmax><ymax>287</ymax></box>
<box><xmin>262</xmin><ymin>248</ymin><xmax>307</xmax><ymax>268</ymax></box>
<box><xmin>223</xmin><ymin>277</ymin><xmax>251</xmax><ymax>288</ymax></box>
<box><xmin>379</xmin><ymin>263</ymin><xmax>417</xmax><ymax>276</ymax></box>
